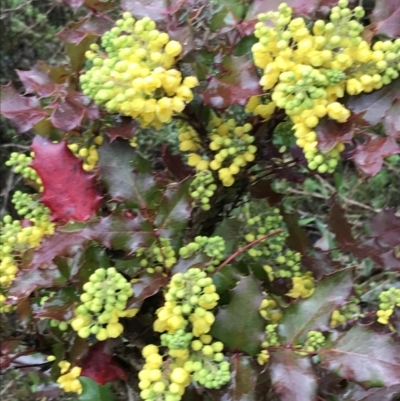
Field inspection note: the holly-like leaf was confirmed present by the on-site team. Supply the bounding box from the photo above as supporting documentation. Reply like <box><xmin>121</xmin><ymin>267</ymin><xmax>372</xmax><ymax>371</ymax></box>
<box><xmin>383</xmin><ymin>101</ymin><xmax>400</xmax><ymax>138</ymax></box>
<box><xmin>127</xmin><ymin>273</ymin><xmax>169</xmax><ymax>309</ymax></box>
<box><xmin>0</xmin><ymin>83</ymin><xmax>48</xmax><ymax>133</ymax></box>
<box><xmin>270</xmin><ymin>350</ymin><xmax>317</xmax><ymax>401</ymax></box>
<box><xmin>80</xmin><ymin>213</ymin><xmax>153</xmax><ymax>253</ymax></box>
<box><xmin>228</xmin><ymin>355</ymin><xmax>258</xmax><ymax>401</ymax></box>
<box><xmin>368</xmin><ymin>209</ymin><xmax>400</xmax><ymax>248</ymax></box>
<box><xmin>211</xmin><ymin>274</ymin><xmax>265</xmax><ymax>355</ymax></box>
<box><xmin>31</xmin><ymin>136</ymin><xmax>102</xmax><ymax>222</ymax></box>
<box><xmin>161</xmin><ymin>145</ymin><xmax>193</xmax><ymax>182</ymax></box>
<box><xmin>78</xmin><ymin>377</ymin><xmax>116</xmax><ymax>401</ymax></box>
<box><xmin>7</xmin><ymin>267</ymin><xmax>66</xmax><ymax>304</ymax></box>
<box><xmin>292</xmin><ymin>0</ymin><xmax>339</xmax><ymax>16</ymax></box>
<box><xmin>316</xmin><ymin>120</ymin><xmax>354</xmax><ymax>153</ymax></box>
<box><xmin>278</xmin><ymin>270</ymin><xmax>353</xmax><ymax>344</ymax></box>
<box><xmin>35</xmin><ymin>287</ymin><xmax>79</xmax><ymax>321</ymax></box>
<box><xmin>154</xmin><ymin>179</ymin><xmax>193</xmax><ymax>238</ymax></box>
<box><xmin>22</xmin><ymin>231</ymin><xmax>87</xmax><ymax>270</ymax></box>
<box><xmin>98</xmin><ymin>138</ymin><xmax>163</xmax><ymax>208</ymax></box>
<box><xmin>371</xmin><ymin>0</ymin><xmax>400</xmax><ymax>38</ymax></box>
<box><xmin>320</xmin><ymin>326</ymin><xmax>400</xmax><ymax>388</ymax></box>
<box><xmin>104</xmin><ymin>118</ymin><xmax>138</xmax><ymax>142</ymax></box>
<box><xmin>353</xmin><ymin>135</ymin><xmax>400</xmax><ymax>176</ymax></box>
<box><xmin>347</xmin><ymin>82</ymin><xmax>399</xmax><ymax>126</ymax></box>
<box><xmin>16</xmin><ymin>62</ymin><xmax>63</xmax><ymax>98</ymax></box>
<box><xmin>80</xmin><ymin>342</ymin><xmax>128</xmax><ymax>385</ymax></box>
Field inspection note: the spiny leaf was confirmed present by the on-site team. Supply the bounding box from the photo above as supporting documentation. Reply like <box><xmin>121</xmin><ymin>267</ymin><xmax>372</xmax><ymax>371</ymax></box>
<box><xmin>78</xmin><ymin>377</ymin><xmax>116</xmax><ymax>401</ymax></box>
<box><xmin>120</xmin><ymin>0</ymin><xmax>168</xmax><ymax>22</ymax></box>
<box><xmin>104</xmin><ymin>118</ymin><xmax>138</xmax><ymax>142</ymax></box>
<box><xmin>80</xmin><ymin>213</ymin><xmax>153</xmax><ymax>253</ymax></box>
<box><xmin>270</xmin><ymin>350</ymin><xmax>317</xmax><ymax>401</ymax></box>
<box><xmin>371</xmin><ymin>0</ymin><xmax>400</xmax><ymax>38</ymax></box>
<box><xmin>0</xmin><ymin>83</ymin><xmax>48</xmax><ymax>133</ymax></box>
<box><xmin>98</xmin><ymin>138</ymin><xmax>163</xmax><ymax>208</ymax></box>
<box><xmin>35</xmin><ymin>287</ymin><xmax>79</xmax><ymax>321</ymax></box>
<box><xmin>154</xmin><ymin>179</ymin><xmax>193</xmax><ymax>238</ymax></box>
<box><xmin>316</xmin><ymin>120</ymin><xmax>354</xmax><ymax>153</ymax></box>
<box><xmin>278</xmin><ymin>270</ymin><xmax>353</xmax><ymax>344</ymax></box>
<box><xmin>368</xmin><ymin>209</ymin><xmax>400</xmax><ymax>247</ymax></box>
<box><xmin>211</xmin><ymin>274</ymin><xmax>265</xmax><ymax>356</ymax></box>
<box><xmin>31</xmin><ymin>136</ymin><xmax>102</xmax><ymax>222</ymax></box>
<box><xmin>320</xmin><ymin>326</ymin><xmax>400</xmax><ymax>388</ymax></box>
<box><xmin>353</xmin><ymin>135</ymin><xmax>400</xmax><ymax>176</ymax></box>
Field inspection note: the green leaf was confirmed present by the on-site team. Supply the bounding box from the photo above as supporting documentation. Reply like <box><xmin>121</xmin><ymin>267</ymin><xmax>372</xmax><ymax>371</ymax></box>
<box><xmin>78</xmin><ymin>377</ymin><xmax>116</xmax><ymax>401</ymax></box>
<box><xmin>154</xmin><ymin>179</ymin><xmax>193</xmax><ymax>239</ymax></box>
<box><xmin>320</xmin><ymin>326</ymin><xmax>400</xmax><ymax>388</ymax></box>
<box><xmin>233</xmin><ymin>35</ymin><xmax>257</xmax><ymax>56</ymax></box>
<box><xmin>98</xmin><ymin>138</ymin><xmax>163</xmax><ymax>208</ymax></box>
<box><xmin>279</xmin><ymin>270</ymin><xmax>353</xmax><ymax>344</ymax></box>
<box><xmin>270</xmin><ymin>350</ymin><xmax>317</xmax><ymax>401</ymax></box>
<box><xmin>211</xmin><ymin>274</ymin><xmax>265</xmax><ymax>355</ymax></box>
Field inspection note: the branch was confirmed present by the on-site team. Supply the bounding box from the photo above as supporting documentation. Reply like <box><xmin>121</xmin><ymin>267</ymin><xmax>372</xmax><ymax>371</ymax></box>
<box><xmin>214</xmin><ymin>230</ymin><xmax>283</xmax><ymax>273</ymax></box>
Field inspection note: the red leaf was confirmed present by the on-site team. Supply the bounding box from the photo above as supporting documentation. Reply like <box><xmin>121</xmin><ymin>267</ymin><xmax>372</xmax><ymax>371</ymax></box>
<box><xmin>161</xmin><ymin>145</ymin><xmax>193</xmax><ymax>181</ymax></box>
<box><xmin>353</xmin><ymin>135</ymin><xmax>400</xmax><ymax>176</ymax></box>
<box><xmin>0</xmin><ymin>83</ymin><xmax>48</xmax><ymax>133</ymax></box>
<box><xmin>292</xmin><ymin>0</ymin><xmax>344</xmax><ymax>16</ymax></box>
<box><xmin>371</xmin><ymin>0</ymin><xmax>400</xmax><ymax>38</ymax></box>
<box><xmin>31</xmin><ymin>136</ymin><xmax>102</xmax><ymax>222</ymax></box>
<box><xmin>50</xmin><ymin>98</ymin><xmax>86</xmax><ymax>132</ymax></box>
<box><xmin>104</xmin><ymin>118</ymin><xmax>138</xmax><ymax>142</ymax></box>
<box><xmin>80</xmin><ymin>342</ymin><xmax>128</xmax><ymax>385</ymax></box>
<box><xmin>120</xmin><ymin>0</ymin><xmax>168</xmax><ymax>22</ymax></box>
<box><xmin>316</xmin><ymin>120</ymin><xmax>354</xmax><ymax>153</ymax></box>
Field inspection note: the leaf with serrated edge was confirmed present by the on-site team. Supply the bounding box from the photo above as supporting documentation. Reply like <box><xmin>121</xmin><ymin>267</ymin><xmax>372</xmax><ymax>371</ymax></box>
<box><xmin>270</xmin><ymin>350</ymin><xmax>317</xmax><ymax>401</ymax></box>
<box><xmin>320</xmin><ymin>326</ymin><xmax>400</xmax><ymax>388</ymax></box>
<box><xmin>211</xmin><ymin>274</ymin><xmax>265</xmax><ymax>355</ymax></box>
<box><xmin>279</xmin><ymin>270</ymin><xmax>353</xmax><ymax>344</ymax></box>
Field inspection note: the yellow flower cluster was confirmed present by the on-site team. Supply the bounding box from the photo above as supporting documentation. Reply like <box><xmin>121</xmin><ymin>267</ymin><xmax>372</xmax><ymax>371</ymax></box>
<box><xmin>245</xmin><ymin>95</ymin><xmax>276</xmax><ymax>120</ymax></box>
<box><xmin>71</xmin><ymin>267</ymin><xmax>138</xmax><ymax>341</ymax></box>
<box><xmin>80</xmin><ymin>13</ymin><xmax>199</xmax><ymax>129</ymax></box>
<box><xmin>286</xmin><ymin>273</ymin><xmax>315</xmax><ymax>299</ymax></box>
<box><xmin>251</xmin><ymin>0</ymin><xmax>400</xmax><ymax>173</ymax></box>
<box><xmin>376</xmin><ymin>287</ymin><xmax>400</xmax><ymax>327</ymax></box>
<box><xmin>183</xmin><ymin>117</ymin><xmax>257</xmax><ymax>187</ymax></box>
<box><xmin>68</xmin><ymin>135</ymin><xmax>103</xmax><ymax>171</ymax></box>
<box><xmin>259</xmin><ymin>295</ymin><xmax>282</xmax><ymax>323</ymax></box>
<box><xmin>0</xmin><ymin>214</ymin><xmax>55</xmax><ymax>289</ymax></box>
<box><xmin>139</xmin><ymin>344</ymin><xmax>191</xmax><ymax>400</ymax></box>
<box><xmin>57</xmin><ymin>360</ymin><xmax>82</xmax><ymax>394</ymax></box>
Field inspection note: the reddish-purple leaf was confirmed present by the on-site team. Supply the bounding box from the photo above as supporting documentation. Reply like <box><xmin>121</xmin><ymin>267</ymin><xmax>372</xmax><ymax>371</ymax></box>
<box><xmin>31</xmin><ymin>136</ymin><xmax>102</xmax><ymax>222</ymax></box>
<box><xmin>353</xmin><ymin>135</ymin><xmax>400</xmax><ymax>176</ymax></box>
<box><xmin>347</xmin><ymin>83</ymin><xmax>399</xmax><ymax>126</ymax></box>
<box><xmin>292</xmin><ymin>0</ymin><xmax>347</xmax><ymax>16</ymax></box>
<box><xmin>80</xmin><ymin>213</ymin><xmax>153</xmax><ymax>253</ymax></box>
<box><xmin>0</xmin><ymin>83</ymin><xmax>48</xmax><ymax>133</ymax></box>
<box><xmin>16</xmin><ymin>62</ymin><xmax>63</xmax><ymax>98</ymax></box>
<box><xmin>327</xmin><ymin>197</ymin><xmax>356</xmax><ymax>247</ymax></box>
<box><xmin>22</xmin><ymin>231</ymin><xmax>87</xmax><ymax>270</ymax></box>
<box><xmin>270</xmin><ymin>351</ymin><xmax>318</xmax><ymax>401</ymax></box>
<box><xmin>368</xmin><ymin>209</ymin><xmax>400</xmax><ymax>248</ymax></box>
<box><xmin>80</xmin><ymin>342</ymin><xmax>128</xmax><ymax>385</ymax></box>
<box><xmin>127</xmin><ymin>273</ymin><xmax>169</xmax><ymax>309</ymax></box>
<box><xmin>249</xmin><ymin>179</ymin><xmax>284</xmax><ymax>205</ymax></box>
<box><xmin>7</xmin><ymin>267</ymin><xmax>66</xmax><ymax>304</ymax></box>
<box><xmin>320</xmin><ymin>326</ymin><xmax>400</xmax><ymax>387</ymax></box>
<box><xmin>104</xmin><ymin>118</ymin><xmax>138</xmax><ymax>142</ymax></box>
<box><xmin>383</xmin><ymin>101</ymin><xmax>400</xmax><ymax>138</ymax></box>
<box><xmin>50</xmin><ymin>98</ymin><xmax>85</xmax><ymax>132</ymax></box>
<box><xmin>316</xmin><ymin>120</ymin><xmax>354</xmax><ymax>153</ymax></box>
<box><xmin>120</xmin><ymin>0</ymin><xmax>168</xmax><ymax>22</ymax></box>
<box><xmin>161</xmin><ymin>145</ymin><xmax>193</xmax><ymax>181</ymax></box>
<box><xmin>371</xmin><ymin>0</ymin><xmax>400</xmax><ymax>38</ymax></box>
